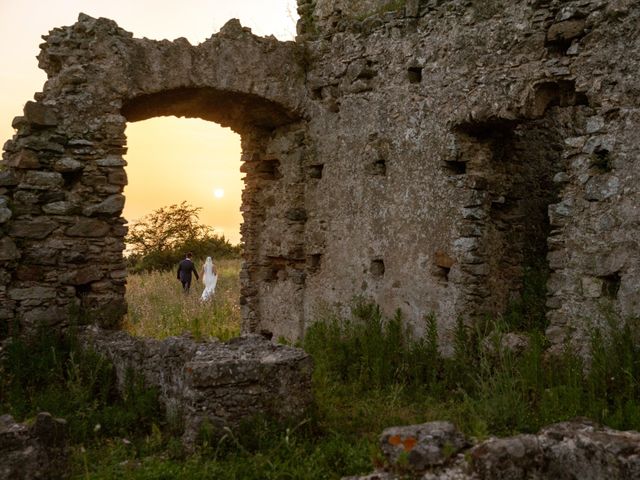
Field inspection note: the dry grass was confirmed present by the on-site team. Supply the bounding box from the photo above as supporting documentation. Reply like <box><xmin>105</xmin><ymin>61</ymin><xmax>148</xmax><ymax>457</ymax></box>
<box><xmin>124</xmin><ymin>259</ymin><xmax>241</xmax><ymax>341</ymax></box>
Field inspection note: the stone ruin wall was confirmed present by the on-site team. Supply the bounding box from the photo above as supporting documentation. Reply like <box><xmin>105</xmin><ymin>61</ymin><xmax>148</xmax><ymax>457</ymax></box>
<box><xmin>0</xmin><ymin>0</ymin><xmax>639</xmax><ymax>354</ymax></box>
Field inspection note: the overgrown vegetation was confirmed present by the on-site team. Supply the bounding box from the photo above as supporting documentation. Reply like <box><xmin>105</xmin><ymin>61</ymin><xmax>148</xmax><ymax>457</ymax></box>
<box><xmin>305</xmin><ymin>300</ymin><xmax>640</xmax><ymax>438</ymax></box>
<box><xmin>0</xmin><ymin>330</ymin><xmax>160</xmax><ymax>445</ymax></box>
<box><xmin>2</xmin><ymin>263</ymin><xmax>640</xmax><ymax>478</ymax></box>
<box><xmin>125</xmin><ymin>202</ymin><xmax>240</xmax><ymax>273</ymax></box>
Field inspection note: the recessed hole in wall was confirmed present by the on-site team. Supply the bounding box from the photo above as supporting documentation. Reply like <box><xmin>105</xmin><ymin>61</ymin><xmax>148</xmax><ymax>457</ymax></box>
<box><xmin>256</xmin><ymin>159</ymin><xmax>282</xmax><ymax>180</ymax></box>
<box><xmin>285</xmin><ymin>208</ymin><xmax>307</xmax><ymax>223</ymax></box>
<box><xmin>308</xmin><ymin>164</ymin><xmax>324</xmax><ymax>179</ymax></box>
<box><xmin>435</xmin><ymin>266</ymin><xmax>450</xmax><ymax>281</ymax></box>
<box><xmin>75</xmin><ymin>283</ymin><xmax>92</xmax><ymax>298</ymax></box>
<box><xmin>259</xmin><ymin>329</ymin><xmax>273</xmax><ymax>340</ymax></box>
<box><xmin>530</xmin><ymin>80</ymin><xmax>589</xmax><ymax>118</ymax></box>
<box><xmin>265</xmin><ymin>256</ymin><xmax>288</xmax><ymax>282</ymax></box>
<box><xmin>370</xmin><ymin>258</ymin><xmax>385</xmax><ymax>277</ymax></box>
<box><xmin>62</xmin><ymin>170</ymin><xmax>83</xmax><ymax>188</ymax></box>
<box><xmin>307</xmin><ymin>253</ymin><xmax>322</xmax><ymax>273</ymax></box>
<box><xmin>365</xmin><ymin>158</ymin><xmax>387</xmax><ymax>176</ymax></box>
<box><xmin>600</xmin><ymin>272</ymin><xmax>621</xmax><ymax>299</ymax></box>
<box><xmin>311</xmin><ymin>87</ymin><xmax>323</xmax><ymax>100</ymax></box>
<box><xmin>443</xmin><ymin>159</ymin><xmax>467</xmax><ymax>175</ymax></box>
<box><xmin>357</xmin><ymin>61</ymin><xmax>377</xmax><ymax>80</ymax></box>
<box><xmin>591</xmin><ymin>147</ymin><xmax>612</xmax><ymax>173</ymax></box>
<box><xmin>407</xmin><ymin>66</ymin><xmax>423</xmax><ymax>84</ymax></box>
<box><xmin>433</xmin><ymin>250</ymin><xmax>454</xmax><ymax>282</ymax></box>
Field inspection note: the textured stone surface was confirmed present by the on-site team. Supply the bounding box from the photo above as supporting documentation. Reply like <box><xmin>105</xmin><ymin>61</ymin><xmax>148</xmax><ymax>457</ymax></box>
<box><xmin>380</xmin><ymin>422</ymin><xmax>469</xmax><ymax>471</ymax></box>
<box><xmin>0</xmin><ymin>412</ymin><xmax>68</xmax><ymax>480</ymax></box>
<box><xmin>346</xmin><ymin>419</ymin><xmax>640</xmax><ymax>480</ymax></box>
<box><xmin>0</xmin><ymin>1</ymin><xmax>639</xmax><ymax>355</ymax></box>
<box><xmin>78</xmin><ymin>327</ymin><xmax>314</xmax><ymax>445</ymax></box>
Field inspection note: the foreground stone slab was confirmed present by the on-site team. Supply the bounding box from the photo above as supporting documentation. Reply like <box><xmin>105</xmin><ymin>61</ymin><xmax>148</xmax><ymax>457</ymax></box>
<box><xmin>0</xmin><ymin>412</ymin><xmax>68</xmax><ymax>480</ymax></box>
<box><xmin>346</xmin><ymin>419</ymin><xmax>640</xmax><ymax>480</ymax></box>
<box><xmin>78</xmin><ymin>327</ymin><xmax>313</xmax><ymax>444</ymax></box>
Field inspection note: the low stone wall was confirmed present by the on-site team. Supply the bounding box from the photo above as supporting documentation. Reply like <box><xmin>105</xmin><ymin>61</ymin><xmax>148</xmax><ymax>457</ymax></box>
<box><xmin>77</xmin><ymin>327</ymin><xmax>314</xmax><ymax>444</ymax></box>
<box><xmin>346</xmin><ymin>419</ymin><xmax>640</xmax><ymax>479</ymax></box>
<box><xmin>0</xmin><ymin>412</ymin><xmax>68</xmax><ymax>480</ymax></box>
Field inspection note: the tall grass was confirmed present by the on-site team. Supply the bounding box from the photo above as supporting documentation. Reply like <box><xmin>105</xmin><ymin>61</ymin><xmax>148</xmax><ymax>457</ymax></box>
<box><xmin>303</xmin><ymin>303</ymin><xmax>640</xmax><ymax>438</ymax></box>
<box><xmin>124</xmin><ymin>259</ymin><xmax>241</xmax><ymax>341</ymax></box>
<box><xmin>0</xmin><ymin>330</ymin><xmax>160</xmax><ymax>445</ymax></box>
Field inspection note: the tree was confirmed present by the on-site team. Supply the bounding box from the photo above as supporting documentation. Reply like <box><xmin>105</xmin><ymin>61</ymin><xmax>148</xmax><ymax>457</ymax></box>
<box><xmin>127</xmin><ymin>202</ymin><xmax>206</xmax><ymax>257</ymax></box>
<box><xmin>126</xmin><ymin>202</ymin><xmax>240</xmax><ymax>272</ymax></box>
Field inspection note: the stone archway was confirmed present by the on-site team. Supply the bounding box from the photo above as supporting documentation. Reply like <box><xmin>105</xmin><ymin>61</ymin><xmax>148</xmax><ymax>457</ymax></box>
<box><xmin>0</xmin><ymin>15</ymin><xmax>309</xmax><ymax>338</ymax></box>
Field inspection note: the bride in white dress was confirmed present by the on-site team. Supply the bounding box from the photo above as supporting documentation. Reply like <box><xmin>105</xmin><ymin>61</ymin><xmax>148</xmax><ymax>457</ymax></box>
<box><xmin>200</xmin><ymin>256</ymin><xmax>218</xmax><ymax>301</ymax></box>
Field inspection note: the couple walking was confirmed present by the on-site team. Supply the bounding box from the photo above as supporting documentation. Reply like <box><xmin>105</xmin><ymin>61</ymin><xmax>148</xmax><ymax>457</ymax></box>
<box><xmin>177</xmin><ymin>252</ymin><xmax>218</xmax><ymax>301</ymax></box>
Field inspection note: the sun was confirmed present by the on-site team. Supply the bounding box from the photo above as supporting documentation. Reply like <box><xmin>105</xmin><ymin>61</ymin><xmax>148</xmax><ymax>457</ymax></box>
<box><xmin>213</xmin><ymin>188</ymin><xmax>225</xmax><ymax>198</ymax></box>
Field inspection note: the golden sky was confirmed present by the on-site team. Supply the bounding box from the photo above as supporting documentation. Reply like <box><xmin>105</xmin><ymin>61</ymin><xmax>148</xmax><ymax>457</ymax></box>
<box><xmin>0</xmin><ymin>0</ymin><xmax>298</xmax><ymax>244</ymax></box>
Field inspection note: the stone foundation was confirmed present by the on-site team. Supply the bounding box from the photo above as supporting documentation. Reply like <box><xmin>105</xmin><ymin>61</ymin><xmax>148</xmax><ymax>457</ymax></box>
<box><xmin>77</xmin><ymin>327</ymin><xmax>314</xmax><ymax>443</ymax></box>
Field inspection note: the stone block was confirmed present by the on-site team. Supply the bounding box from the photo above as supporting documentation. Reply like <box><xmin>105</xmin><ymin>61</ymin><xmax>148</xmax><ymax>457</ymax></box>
<box><xmin>0</xmin><ymin>413</ymin><xmax>68</xmax><ymax>480</ymax></box>
<box><xmin>5</xmin><ymin>150</ymin><xmax>41</xmax><ymax>169</ymax></box>
<box><xmin>9</xmin><ymin>286</ymin><xmax>57</xmax><ymax>301</ymax></box>
<box><xmin>53</xmin><ymin>157</ymin><xmax>84</xmax><ymax>172</ymax></box>
<box><xmin>42</xmin><ymin>201</ymin><xmax>79</xmax><ymax>215</ymax></box>
<box><xmin>96</xmin><ymin>155</ymin><xmax>127</xmax><ymax>167</ymax></box>
<box><xmin>0</xmin><ymin>237</ymin><xmax>20</xmax><ymax>261</ymax></box>
<box><xmin>380</xmin><ymin>422</ymin><xmax>469</xmax><ymax>472</ymax></box>
<box><xmin>581</xmin><ymin>276</ymin><xmax>602</xmax><ymax>298</ymax></box>
<box><xmin>23</xmin><ymin>101</ymin><xmax>59</xmax><ymax>126</ymax></box>
<box><xmin>82</xmin><ymin>194</ymin><xmax>125</xmax><ymax>216</ymax></box>
<box><xmin>78</xmin><ymin>328</ymin><xmax>313</xmax><ymax>446</ymax></box>
<box><xmin>65</xmin><ymin>218</ymin><xmax>110</xmax><ymax>237</ymax></box>
<box><xmin>434</xmin><ymin>250</ymin><xmax>455</xmax><ymax>269</ymax></box>
<box><xmin>0</xmin><ymin>171</ymin><xmax>18</xmax><ymax>187</ymax></box>
<box><xmin>20</xmin><ymin>171</ymin><xmax>64</xmax><ymax>190</ymax></box>
<box><xmin>59</xmin><ymin>266</ymin><xmax>103</xmax><ymax>285</ymax></box>
<box><xmin>0</xmin><ymin>207</ymin><xmax>12</xmax><ymax>224</ymax></box>
<box><xmin>546</xmin><ymin>19</ymin><xmax>586</xmax><ymax>43</ymax></box>
<box><xmin>22</xmin><ymin>307</ymin><xmax>68</xmax><ymax>326</ymax></box>
<box><xmin>9</xmin><ymin>218</ymin><xmax>58</xmax><ymax>239</ymax></box>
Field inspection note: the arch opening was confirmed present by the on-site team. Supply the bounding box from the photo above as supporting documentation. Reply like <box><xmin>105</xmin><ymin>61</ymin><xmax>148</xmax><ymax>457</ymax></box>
<box><xmin>114</xmin><ymin>87</ymin><xmax>306</xmax><ymax>338</ymax></box>
<box><xmin>121</xmin><ymin>115</ymin><xmax>244</xmax><ymax>338</ymax></box>
<box><xmin>121</xmin><ymin>87</ymin><xmax>299</xmax><ymax>133</ymax></box>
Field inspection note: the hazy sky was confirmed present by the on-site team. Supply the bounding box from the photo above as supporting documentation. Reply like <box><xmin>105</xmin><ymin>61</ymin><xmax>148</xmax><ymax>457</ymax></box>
<box><xmin>0</xmin><ymin>0</ymin><xmax>299</xmax><ymax>244</ymax></box>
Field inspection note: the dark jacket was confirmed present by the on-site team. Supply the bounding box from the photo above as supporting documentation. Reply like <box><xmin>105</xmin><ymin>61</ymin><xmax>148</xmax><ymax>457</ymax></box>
<box><xmin>177</xmin><ymin>258</ymin><xmax>199</xmax><ymax>283</ymax></box>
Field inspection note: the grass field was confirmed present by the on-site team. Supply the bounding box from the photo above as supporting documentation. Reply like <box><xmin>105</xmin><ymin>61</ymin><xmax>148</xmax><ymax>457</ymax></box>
<box><xmin>124</xmin><ymin>259</ymin><xmax>241</xmax><ymax>341</ymax></box>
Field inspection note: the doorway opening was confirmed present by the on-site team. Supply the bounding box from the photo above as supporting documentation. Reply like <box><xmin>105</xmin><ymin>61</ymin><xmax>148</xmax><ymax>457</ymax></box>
<box><xmin>122</xmin><ymin>116</ymin><xmax>243</xmax><ymax>340</ymax></box>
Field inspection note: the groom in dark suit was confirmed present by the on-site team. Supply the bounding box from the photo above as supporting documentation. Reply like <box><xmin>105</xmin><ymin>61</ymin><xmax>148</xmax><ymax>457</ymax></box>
<box><xmin>177</xmin><ymin>252</ymin><xmax>199</xmax><ymax>293</ymax></box>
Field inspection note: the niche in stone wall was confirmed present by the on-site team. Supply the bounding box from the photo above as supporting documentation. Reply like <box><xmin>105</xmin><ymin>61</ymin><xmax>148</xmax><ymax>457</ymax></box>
<box><xmin>452</xmin><ymin>117</ymin><xmax>565</xmax><ymax>318</ymax></box>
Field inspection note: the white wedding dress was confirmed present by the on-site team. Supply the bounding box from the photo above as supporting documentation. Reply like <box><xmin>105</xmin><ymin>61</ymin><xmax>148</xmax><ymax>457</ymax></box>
<box><xmin>200</xmin><ymin>257</ymin><xmax>218</xmax><ymax>301</ymax></box>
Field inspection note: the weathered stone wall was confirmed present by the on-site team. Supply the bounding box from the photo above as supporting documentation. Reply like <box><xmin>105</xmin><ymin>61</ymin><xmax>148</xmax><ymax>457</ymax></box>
<box><xmin>294</xmin><ymin>0</ymin><xmax>640</xmax><ymax>351</ymax></box>
<box><xmin>1</xmin><ymin>0</ymin><xmax>639</xmax><ymax>354</ymax></box>
<box><xmin>0</xmin><ymin>15</ymin><xmax>309</xmax><ymax>338</ymax></box>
